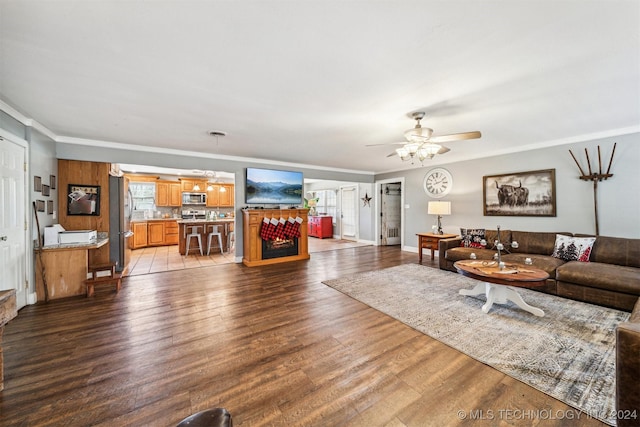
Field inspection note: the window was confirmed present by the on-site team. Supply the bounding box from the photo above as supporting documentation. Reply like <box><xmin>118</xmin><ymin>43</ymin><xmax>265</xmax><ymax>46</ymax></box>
<box><xmin>315</xmin><ymin>189</ymin><xmax>337</xmax><ymax>221</ymax></box>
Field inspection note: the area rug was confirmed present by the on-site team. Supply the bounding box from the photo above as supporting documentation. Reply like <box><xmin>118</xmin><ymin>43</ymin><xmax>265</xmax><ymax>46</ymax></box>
<box><xmin>323</xmin><ymin>264</ymin><xmax>630</xmax><ymax>426</ymax></box>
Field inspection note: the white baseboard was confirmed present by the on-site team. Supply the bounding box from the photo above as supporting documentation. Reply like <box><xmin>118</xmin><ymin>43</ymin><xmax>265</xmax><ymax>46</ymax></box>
<box><xmin>27</xmin><ymin>292</ymin><xmax>38</xmax><ymax>305</ymax></box>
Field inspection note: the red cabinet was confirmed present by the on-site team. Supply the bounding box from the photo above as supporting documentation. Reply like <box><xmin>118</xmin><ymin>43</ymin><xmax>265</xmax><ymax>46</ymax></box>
<box><xmin>308</xmin><ymin>216</ymin><xmax>333</xmax><ymax>238</ymax></box>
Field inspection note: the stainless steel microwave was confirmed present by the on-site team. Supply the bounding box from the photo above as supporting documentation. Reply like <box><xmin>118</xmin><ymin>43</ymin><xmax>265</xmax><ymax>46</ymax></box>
<box><xmin>182</xmin><ymin>192</ymin><xmax>207</xmax><ymax>205</ymax></box>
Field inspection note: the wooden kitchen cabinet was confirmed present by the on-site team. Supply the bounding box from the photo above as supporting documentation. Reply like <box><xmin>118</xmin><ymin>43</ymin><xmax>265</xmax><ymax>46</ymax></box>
<box><xmin>131</xmin><ymin>222</ymin><xmax>148</xmax><ymax>249</ymax></box>
<box><xmin>181</xmin><ymin>179</ymin><xmax>207</xmax><ymax>192</ymax></box>
<box><xmin>164</xmin><ymin>220</ymin><xmax>179</xmax><ymax>244</ymax></box>
<box><xmin>156</xmin><ymin>181</ymin><xmax>182</xmax><ymax>207</ymax></box>
<box><xmin>308</xmin><ymin>216</ymin><xmax>333</xmax><ymax>238</ymax></box>
<box><xmin>147</xmin><ymin>222</ymin><xmax>165</xmax><ymax>246</ymax></box>
<box><xmin>169</xmin><ymin>183</ymin><xmax>181</xmax><ymax>206</ymax></box>
<box><xmin>206</xmin><ymin>184</ymin><xmax>235</xmax><ymax>207</ymax></box>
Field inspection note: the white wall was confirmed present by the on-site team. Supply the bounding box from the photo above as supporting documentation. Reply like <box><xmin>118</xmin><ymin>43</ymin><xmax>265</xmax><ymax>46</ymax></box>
<box><xmin>376</xmin><ymin>133</ymin><xmax>640</xmax><ymax>242</ymax></box>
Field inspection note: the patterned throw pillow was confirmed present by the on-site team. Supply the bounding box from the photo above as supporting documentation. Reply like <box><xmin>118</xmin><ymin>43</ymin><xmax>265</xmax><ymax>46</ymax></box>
<box><xmin>460</xmin><ymin>228</ymin><xmax>487</xmax><ymax>248</ymax></box>
<box><xmin>551</xmin><ymin>234</ymin><xmax>596</xmax><ymax>262</ymax></box>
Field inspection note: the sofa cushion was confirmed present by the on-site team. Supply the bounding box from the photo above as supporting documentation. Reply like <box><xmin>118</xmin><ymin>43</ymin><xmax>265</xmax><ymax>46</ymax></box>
<box><xmin>460</xmin><ymin>228</ymin><xmax>487</xmax><ymax>248</ymax></box>
<box><xmin>510</xmin><ymin>231</ymin><xmax>567</xmax><ymax>255</ymax></box>
<box><xmin>556</xmin><ymin>261</ymin><xmax>640</xmax><ymax>295</ymax></box>
<box><xmin>551</xmin><ymin>234</ymin><xmax>596</xmax><ymax>262</ymax></box>
<box><xmin>582</xmin><ymin>235</ymin><xmax>640</xmax><ymax>268</ymax></box>
<box><xmin>501</xmin><ymin>253</ymin><xmax>566</xmax><ymax>276</ymax></box>
<box><xmin>445</xmin><ymin>247</ymin><xmax>496</xmax><ymax>263</ymax></box>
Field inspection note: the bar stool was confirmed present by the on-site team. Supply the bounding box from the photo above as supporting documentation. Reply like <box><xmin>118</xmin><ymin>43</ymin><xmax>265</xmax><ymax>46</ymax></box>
<box><xmin>185</xmin><ymin>224</ymin><xmax>203</xmax><ymax>256</ymax></box>
<box><xmin>227</xmin><ymin>223</ymin><xmax>235</xmax><ymax>253</ymax></box>
<box><xmin>206</xmin><ymin>224</ymin><xmax>223</xmax><ymax>256</ymax></box>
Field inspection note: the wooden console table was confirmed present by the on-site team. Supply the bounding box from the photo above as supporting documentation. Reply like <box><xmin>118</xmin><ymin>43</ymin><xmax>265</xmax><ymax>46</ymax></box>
<box><xmin>35</xmin><ymin>237</ymin><xmax>109</xmax><ymax>301</ymax></box>
<box><xmin>242</xmin><ymin>208</ymin><xmax>309</xmax><ymax>267</ymax></box>
<box><xmin>0</xmin><ymin>290</ymin><xmax>17</xmax><ymax>391</ymax></box>
<box><xmin>417</xmin><ymin>232</ymin><xmax>458</xmax><ymax>262</ymax></box>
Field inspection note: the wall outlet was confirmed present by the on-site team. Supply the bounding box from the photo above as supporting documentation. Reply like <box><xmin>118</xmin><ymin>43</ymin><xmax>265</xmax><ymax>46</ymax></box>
<box><xmin>52</xmin><ymin>210</ymin><xmax>57</xmax><ymax>219</ymax></box>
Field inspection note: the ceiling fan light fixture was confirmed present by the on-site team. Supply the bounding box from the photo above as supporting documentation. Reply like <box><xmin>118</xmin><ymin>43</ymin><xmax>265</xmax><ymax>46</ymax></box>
<box><xmin>396</xmin><ymin>147</ymin><xmax>410</xmax><ymax>160</ymax></box>
<box><xmin>405</xmin><ymin>142</ymin><xmax>421</xmax><ymax>155</ymax></box>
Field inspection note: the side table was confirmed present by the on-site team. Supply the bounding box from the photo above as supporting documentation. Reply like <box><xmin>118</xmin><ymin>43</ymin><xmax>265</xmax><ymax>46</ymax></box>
<box><xmin>417</xmin><ymin>232</ymin><xmax>458</xmax><ymax>262</ymax></box>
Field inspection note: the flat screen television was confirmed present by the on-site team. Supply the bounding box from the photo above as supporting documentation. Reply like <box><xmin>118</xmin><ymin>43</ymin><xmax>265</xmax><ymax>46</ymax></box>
<box><xmin>245</xmin><ymin>167</ymin><xmax>303</xmax><ymax>205</ymax></box>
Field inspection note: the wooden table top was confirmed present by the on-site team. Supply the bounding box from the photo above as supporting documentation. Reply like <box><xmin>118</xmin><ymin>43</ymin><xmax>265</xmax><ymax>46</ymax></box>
<box><xmin>454</xmin><ymin>260</ymin><xmax>549</xmax><ymax>288</ymax></box>
<box><xmin>416</xmin><ymin>233</ymin><xmax>458</xmax><ymax>238</ymax></box>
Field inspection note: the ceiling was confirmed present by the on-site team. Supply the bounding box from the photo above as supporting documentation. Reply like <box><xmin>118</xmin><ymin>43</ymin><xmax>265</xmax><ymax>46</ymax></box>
<box><xmin>1</xmin><ymin>1</ymin><xmax>638</xmax><ymax>174</ymax></box>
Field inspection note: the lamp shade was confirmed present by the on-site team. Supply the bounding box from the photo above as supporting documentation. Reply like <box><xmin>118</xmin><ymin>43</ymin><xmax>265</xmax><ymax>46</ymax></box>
<box><xmin>427</xmin><ymin>201</ymin><xmax>451</xmax><ymax>215</ymax></box>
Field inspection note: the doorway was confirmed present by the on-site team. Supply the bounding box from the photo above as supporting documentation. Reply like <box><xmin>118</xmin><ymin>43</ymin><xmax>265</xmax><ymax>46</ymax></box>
<box><xmin>380</xmin><ymin>182</ymin><xmax>401</xmax><ymax>246</ymax></box>
<box><xmin>340</xmin><ymin>185</ymin><xmax>358</xmax><ymax>241</ymax></box>
<box><xmin>0</xmin><ymin>135</ymin><xmax>28</xmax><ymax>309</ymax></box>
<box><xmin>376</xmin><ymin>178</ymin><xmax>405</xmax><ymax>248</ymax></box>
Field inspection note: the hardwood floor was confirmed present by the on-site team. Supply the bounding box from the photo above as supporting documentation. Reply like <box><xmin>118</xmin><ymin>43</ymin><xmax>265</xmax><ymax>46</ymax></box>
<box><xmin>2</xmin><ymin>247</ymin><xmax>606</xmax><ymax>426</ymax></box>
<box><xmin>127</xmin><ymin>239</ymin><xmax>371</xmax><ymax>276</ymax></box>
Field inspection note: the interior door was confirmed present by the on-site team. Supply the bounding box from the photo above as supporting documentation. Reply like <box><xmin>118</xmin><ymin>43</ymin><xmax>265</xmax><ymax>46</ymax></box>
<box><xmin>340</xmin><ymin>185</ymin><xmax>357</xmax><ymax>241</ymax></box>
<box><xmin>381</xmin><ymin>182</ymin><xmax>401</xmax><ymax>245</ymax></box>
<box><xmin>0</xmin><ymin>136</ymin><xmax>27</xmax><ymax>309</ymax></box>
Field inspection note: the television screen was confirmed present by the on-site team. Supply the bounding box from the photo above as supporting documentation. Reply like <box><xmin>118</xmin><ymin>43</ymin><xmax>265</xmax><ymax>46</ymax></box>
<box><xmin>246</xmin><ymin>167</ymin><xmax>303</xmax><ymax>204</ymax></box>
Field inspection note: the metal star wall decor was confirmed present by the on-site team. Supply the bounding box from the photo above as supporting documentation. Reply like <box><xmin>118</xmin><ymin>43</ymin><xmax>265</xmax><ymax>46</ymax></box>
<box><xmin>361</xmin><ymin>192</ymin><xmax>372</xmax><ymax>207</ymax></box>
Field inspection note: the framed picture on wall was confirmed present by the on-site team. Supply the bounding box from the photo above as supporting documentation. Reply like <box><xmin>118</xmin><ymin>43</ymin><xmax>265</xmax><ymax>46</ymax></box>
<box><xmin>47</xmin><ymin>200</ymin><xmax>54</xmax><ymax>214</ymax></box>
<box><xmin>34</xmin><ymin>176</ymin><xmax>42</xmax><ymax>192</ymax></box>
<box><xmin>67</xmin><ymin>184</ymin><xmax>101</xmax><ymax>216</ymax></box>
<box><xmin>483</xmin><ymin>169</ymin><xmax>556</xmax><ymax>217</ymax></box>
<box><xmin>50</xmin><ymin>175</ymin><xmax>56</xmax><ymax>189</ymax></box>
<box><xmin>42</xmin><ymin>184</ymin><xmax>50</xmax><ymax>197</ymax></box>
<box><xmin>36</xmin><ymin>200</ymin><xmax>45</xmax><ymax>212</ymax></box>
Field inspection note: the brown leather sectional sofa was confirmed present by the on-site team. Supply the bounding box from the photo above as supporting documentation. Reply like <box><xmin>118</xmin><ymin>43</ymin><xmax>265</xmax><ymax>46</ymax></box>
<box><xmin>438</xmin><ymin>229</ymin><xmax>640</xmax><ymax>422</ymax></box>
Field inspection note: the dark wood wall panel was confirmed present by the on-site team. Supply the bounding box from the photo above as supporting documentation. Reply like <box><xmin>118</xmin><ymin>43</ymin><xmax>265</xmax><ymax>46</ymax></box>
<box><xmin>57</xmin><ymin>159</ymin><xmax>111</xmax><ymax>265</ymax></box>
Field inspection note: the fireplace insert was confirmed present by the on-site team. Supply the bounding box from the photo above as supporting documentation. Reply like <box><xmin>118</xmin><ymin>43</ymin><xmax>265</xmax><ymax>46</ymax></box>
<box><xmin>262</xmin><ymin>237</ymin><xmax>298</xmax><ymax>260</ymax></box>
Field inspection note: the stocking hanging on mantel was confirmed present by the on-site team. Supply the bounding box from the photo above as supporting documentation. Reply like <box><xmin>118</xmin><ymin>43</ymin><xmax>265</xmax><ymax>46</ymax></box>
<box><xmin>284</xmin><ymin>216</ymin><xmax>303</xmax><ymax>238</ymax></box>
<box><xmin>569</xmin><ymin>143</ymin><xmax>616</xmax><ymax>236</ymax></box>
<box><xmin>275</xmin><ymin>217</ymin><xmax>287</xmax><ymax>240</ymax></box>
<box><xmin>259</xmin><ymin>217</ymin><xmax>271</xmax><ymax>240</ymax></box>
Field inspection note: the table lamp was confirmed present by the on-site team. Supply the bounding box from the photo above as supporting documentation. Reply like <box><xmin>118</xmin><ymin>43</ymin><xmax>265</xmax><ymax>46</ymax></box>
<box><xmin>428</xmin><ymin>201</ymin><xmax>451</xmax><ymax>235</ymax></box>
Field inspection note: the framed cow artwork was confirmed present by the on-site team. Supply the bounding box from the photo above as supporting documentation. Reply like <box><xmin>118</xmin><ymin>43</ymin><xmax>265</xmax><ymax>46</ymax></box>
<box><xmin>483</xmin><ymin>169</ymin><xmax>556</xmax><ymax>216</ymax></box>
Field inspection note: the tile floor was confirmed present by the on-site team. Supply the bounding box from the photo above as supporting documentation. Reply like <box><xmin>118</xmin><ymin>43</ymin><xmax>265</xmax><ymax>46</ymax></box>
<box><xmin>127</xmin><ymin>238</ymin><xmax>372</xmax><ymax>276</ymax></box>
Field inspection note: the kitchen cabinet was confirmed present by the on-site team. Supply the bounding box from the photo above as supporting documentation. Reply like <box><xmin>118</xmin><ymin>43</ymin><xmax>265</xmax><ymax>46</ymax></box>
<box><xmin>308</xmin><ymin>216</ymin><xmax>333</xmax><ymax>238</ymax></box>
<box><xmin>164</xmin><ymin>220</ymin><xmax>179</xmax><ymax>244</ymax></box>
<box><xmin>131</xmin><ymin>222</ymin><xmax>148</xmax><ymax>249</ymax></box>
<box><xmin>181</xmin><ymin>179</ymin><xmax>207</xmax><ymax>192</ymax></box>
<box><xmin>148</xmin><ymin>222</ymin><xmax>165</xmax><ymax>246</ymax></box>
<box><xmin>206</xmin><ymin>184</ymin><xmax>235</xmax><ymax>207</ymax></box>
<box><xmin>169</xmin><ymin>183</ymin><xmax>181</xmax><ymax>206</ymax></box>
<box><xmin>130</xmin><ymin>220</ymin><xmax>179</xmax><ymax>248</ymax></box>
<box><xmin>156</xmin><ymin>181</ymin><xmax>182</xmax><ymax>207</ymax></box>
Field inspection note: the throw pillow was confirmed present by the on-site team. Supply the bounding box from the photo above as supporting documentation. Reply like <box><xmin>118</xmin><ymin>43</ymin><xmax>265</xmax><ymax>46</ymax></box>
<box><xmin>551</xmin><ymin>234</ymin><xmax>596</xmax><ymax>262</ymax></box>
<box><xmin>460</xmin><ymin>228</ymin><xmax>487</xmax><ymax>248</ymax></box>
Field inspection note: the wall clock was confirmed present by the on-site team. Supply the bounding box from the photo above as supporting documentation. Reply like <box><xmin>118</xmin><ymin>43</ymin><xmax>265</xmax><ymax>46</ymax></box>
<box><xmin>423</xmin><ymin>167</ymin><xmax>453</xmax><ymax>198</ymax></box>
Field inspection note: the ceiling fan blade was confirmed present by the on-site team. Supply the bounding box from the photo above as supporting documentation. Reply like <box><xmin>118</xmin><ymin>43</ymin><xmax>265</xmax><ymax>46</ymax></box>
<box><xmin>437</xmin><ymin>146</ymin><xmax>451</xmax><ymax>154</ymax></box>
<box><xmin>386</xmin><ymin>151</ymin><xmax>398</xmax><ymax>158</ymax></box>
<box><xmin>366</xmin><ymin>142</ymin><xmax>407</xmax><ymax>147</ymax></box>
<box><xmin>430</xmin><ymin>131</ymin><xmax>481</xmax><ymax>143</ymax></box>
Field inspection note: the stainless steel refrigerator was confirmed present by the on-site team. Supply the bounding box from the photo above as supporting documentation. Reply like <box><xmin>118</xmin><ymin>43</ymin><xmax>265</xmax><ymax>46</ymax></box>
<box><xmin>109</xmin><ymin>175</ymin><xmax>133</xmax><ymax>273</ymax></box>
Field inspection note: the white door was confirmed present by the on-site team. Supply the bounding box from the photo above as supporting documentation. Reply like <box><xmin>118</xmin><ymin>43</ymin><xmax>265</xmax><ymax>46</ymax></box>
<box><xmin>381</xmin><ymin>182</ymin><xmax>401</xmax><ymax>245</ymax></box>
<box><xmin>0</xmin><ymin>136</ymin><xmax>27</xmax><ymax>309</ymax></box>
<box><xmin>340</xmin><ymin>185</ymin><xmax>357</xmax><ymax>241</ymax></box>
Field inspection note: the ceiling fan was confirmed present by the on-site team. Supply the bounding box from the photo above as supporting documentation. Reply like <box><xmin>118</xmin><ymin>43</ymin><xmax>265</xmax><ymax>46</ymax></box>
<box><xmin>368</xmin><ymin>112</ymin><xmax>481</xmax><ymax>163</ymax></box>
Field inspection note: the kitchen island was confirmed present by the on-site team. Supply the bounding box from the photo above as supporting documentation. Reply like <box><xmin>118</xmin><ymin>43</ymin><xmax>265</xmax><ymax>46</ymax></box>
<box><xmin>35</xmin><ymin>235</ymin><xmax>109</xmax><ymax>301</ymax></box>
<box><xmin>177</xmin><ymin>219</ymin><xmax>235</xmax><ymax>255</ymax></box>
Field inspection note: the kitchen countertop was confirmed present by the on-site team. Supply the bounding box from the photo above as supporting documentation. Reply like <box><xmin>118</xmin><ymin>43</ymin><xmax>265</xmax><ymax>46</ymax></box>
<box><xmin>177</xmin><ymin>218</ymin><xmax>234</xmax><ymax>224</ymax></box>
<box><xmin>131</xmin><ymin>218</ymin><xmax>181</xmax><ymax>223</ymax></box>
<box><xmin>39</xmin><ymin>236</ymin><xmax>109</xmax><ymax>252</ymax></box>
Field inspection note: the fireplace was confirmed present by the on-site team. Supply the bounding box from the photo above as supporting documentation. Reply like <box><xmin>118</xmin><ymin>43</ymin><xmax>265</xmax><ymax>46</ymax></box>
<box><xmin>262</xmin><ymin>237</ymin><xmax>298</xmax><ymax>260</ymax></box>
<box><xmin>242</xmin><ymin>208</ymin><xmax>310</xmax><ymax>267</ymax></box>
